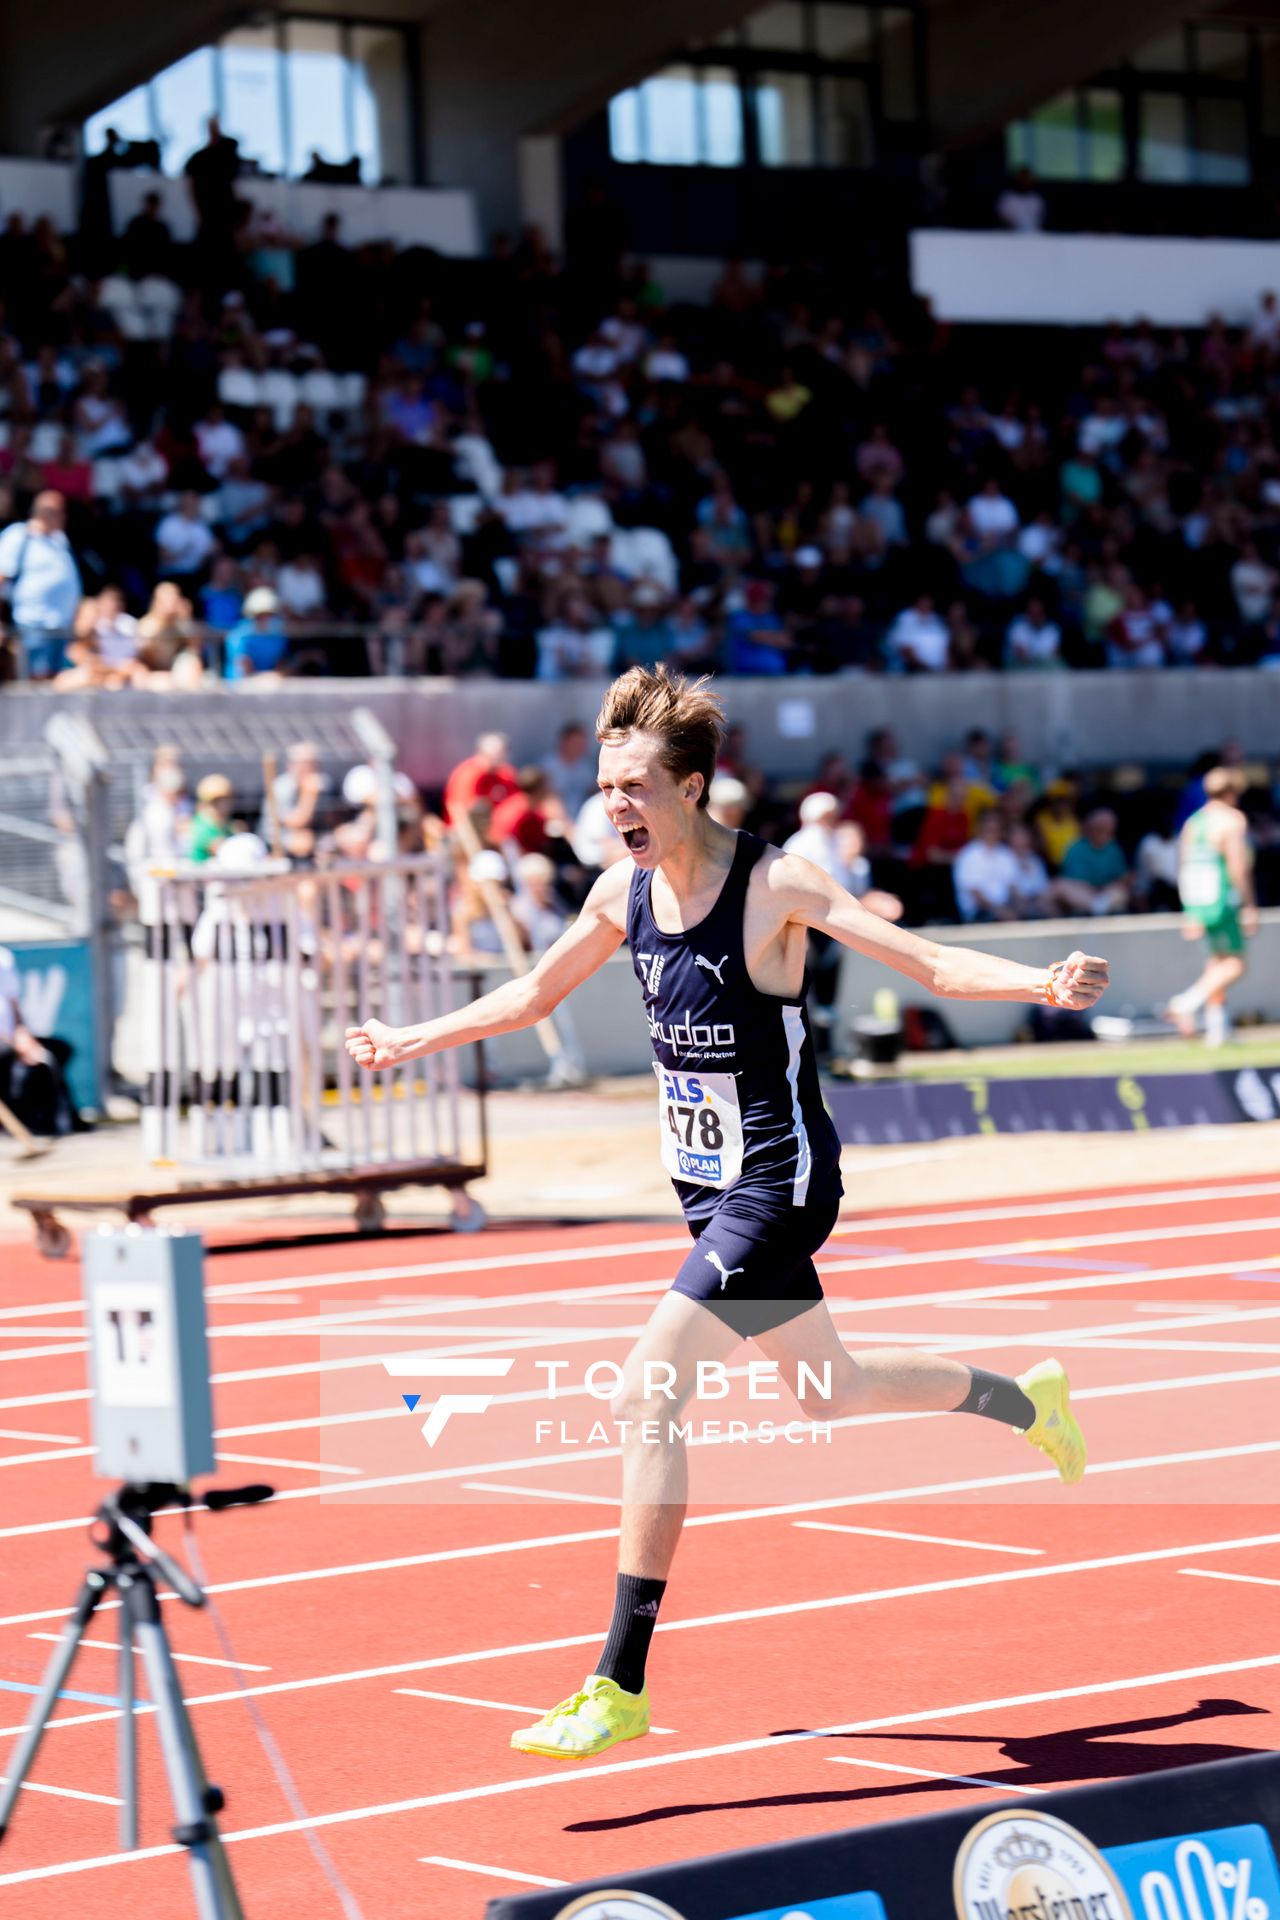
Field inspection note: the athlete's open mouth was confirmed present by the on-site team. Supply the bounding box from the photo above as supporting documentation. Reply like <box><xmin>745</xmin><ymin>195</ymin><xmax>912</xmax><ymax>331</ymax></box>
<box><xmin>618</xmin><ymin>824</ymin><xmax>651</xmax><ymax>856</ymax></box>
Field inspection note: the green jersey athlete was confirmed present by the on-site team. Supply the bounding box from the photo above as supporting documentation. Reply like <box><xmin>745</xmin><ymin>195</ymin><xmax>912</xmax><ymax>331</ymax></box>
<box><xmin>1169</xmin><ymin>766</ymin><xmax>1257</xmax><ymax>1044</ymax></box>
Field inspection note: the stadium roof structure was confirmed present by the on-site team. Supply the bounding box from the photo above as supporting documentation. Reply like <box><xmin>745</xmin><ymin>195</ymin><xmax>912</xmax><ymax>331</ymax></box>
<box><xmin>1</xmin><ymin>0</ymin><xmax>1256</xmax><ymax>222</ymax></box>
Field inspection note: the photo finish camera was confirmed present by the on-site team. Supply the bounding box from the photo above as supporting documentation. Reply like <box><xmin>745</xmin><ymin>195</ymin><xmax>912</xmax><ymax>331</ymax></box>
<box><xmin>83</xmin><ymin>1227</ymin><xmax>216</xmax><ymax>1485</ymax></box>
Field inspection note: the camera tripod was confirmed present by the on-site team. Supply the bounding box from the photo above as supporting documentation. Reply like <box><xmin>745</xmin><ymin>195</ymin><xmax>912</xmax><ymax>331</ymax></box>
<box><xmin>0</xmin><ymin>1479</ymin><xmax>273</xmax><ymax>1920</ymax></box>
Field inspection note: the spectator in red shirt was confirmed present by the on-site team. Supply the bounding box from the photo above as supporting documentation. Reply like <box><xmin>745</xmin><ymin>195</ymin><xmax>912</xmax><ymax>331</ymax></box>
<box><xmin>491</xmin><ymin>767</ymin><xmax>561</xmax><ymax>857</ymax></box>
<box><xmin>845</xmin><ymin>761</ymin><xmax>894</xmax><ymax>858</ymax></box>
<box><xmin>444</xmin><ymin>731</ymin><xmax>519</xmax><ymax>824</ymax></box>
<box><xmin>910</xmin><ymin>768</ymin><xmax>971</xmax><ymax>920</ymax></box>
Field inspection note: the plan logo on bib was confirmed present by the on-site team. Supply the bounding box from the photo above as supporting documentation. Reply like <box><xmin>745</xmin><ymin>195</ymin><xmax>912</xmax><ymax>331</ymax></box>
<box><xmin>954</xmin><ymin>1810</ymin><xmax>1133</xmax><ymax>1920</ymax></box>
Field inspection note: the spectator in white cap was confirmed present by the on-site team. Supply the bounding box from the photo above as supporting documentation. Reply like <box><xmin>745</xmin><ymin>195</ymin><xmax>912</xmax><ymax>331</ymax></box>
<box><xmin>708</xmin><ymin>774</ymin><xmax>750</xmax><ymax>829</ymax></box>
<box><xmin>224</xmin><ymin>586</ymin><xmax>286</xmax><ymax>680</ymax></box>
<box><xmin>454</xmin><ymin>847</ymin><xmax>512</xmax><ymax>958</ymax></box>
<box><xmin>785</xmin><ymin>791</ymin><xmax>904</xmax><ymax>1052</ymax></box>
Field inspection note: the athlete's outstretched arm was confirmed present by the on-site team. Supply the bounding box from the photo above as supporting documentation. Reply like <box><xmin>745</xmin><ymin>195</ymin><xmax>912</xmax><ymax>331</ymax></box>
<box><xmin>345</xmin><ymin>868</ymin><xmax>628</xmax><ymax>1068</ymax></box>
<box><xmin>773</xmin><ymin>853</ymin><xmax>1108</xmax><ymax>1008</ymax></box>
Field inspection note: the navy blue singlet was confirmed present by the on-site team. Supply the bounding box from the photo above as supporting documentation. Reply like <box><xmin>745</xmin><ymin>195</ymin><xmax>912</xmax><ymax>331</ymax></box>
<box><xmin>626</xmin><ymin>830</ymin><xmax>842</xmax><ymax>1235</ymax></box>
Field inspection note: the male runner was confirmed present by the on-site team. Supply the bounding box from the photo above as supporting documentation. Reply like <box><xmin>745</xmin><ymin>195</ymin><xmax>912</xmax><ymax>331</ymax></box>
<box><xmin>346</xmin><ymin>668</ymin><xmax>1109</xmax><ymax>1761</ymax></box>
<box><xmin>1167</xmin><ymin>766</ymin><xmax>1257</xmax><ymax>1045</ymax></box>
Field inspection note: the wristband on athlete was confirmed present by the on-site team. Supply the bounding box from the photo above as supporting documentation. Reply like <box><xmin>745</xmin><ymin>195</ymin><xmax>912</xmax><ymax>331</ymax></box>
<box><xmin>1042</xmin><ymin>960</ymin><xmax>1069</xmax><ymax>1007</ymax></box>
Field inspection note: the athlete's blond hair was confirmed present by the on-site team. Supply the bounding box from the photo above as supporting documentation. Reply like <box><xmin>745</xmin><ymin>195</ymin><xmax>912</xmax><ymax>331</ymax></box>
<box><xmin>596</xmin><ymin>666</ymin><xmax>726</xmax><ymax>809</ymax></box>
<box><xmin>1204</xmin><ymin>766</ymin><xmax>1247</xmax><ymax>799</ymax></box>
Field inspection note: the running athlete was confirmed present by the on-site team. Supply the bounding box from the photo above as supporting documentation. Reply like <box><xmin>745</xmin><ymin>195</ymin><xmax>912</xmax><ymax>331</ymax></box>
<box><xmin>1167</xmin><ymin>766</ymin><xmax>1257</xmax><ymax>1046</ymax></box>
<box><xmin>346</xmin><ymin>669</ymin><xmax>1109</xmax><ymax>1761</ymax></box>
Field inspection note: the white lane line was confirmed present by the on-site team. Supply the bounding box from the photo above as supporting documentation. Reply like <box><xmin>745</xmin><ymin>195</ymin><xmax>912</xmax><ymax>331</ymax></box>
<box><xmin>0</xmin><ymin>1344</ymin><xmax>88</xmax><ymax>1366</ymax></box>
<box><xmin>0</xmin><ymin>1776</ymin><xmax>123</xmax><ymax>1807</ymax></box>
<box><xmin>2</xmin><ymin>1419</ymin><xmax>1279</xmax><ymax>1563</ymax></box>
<box><xmin>27</xmin><ymin>1634</ymin><xmax>271</xmax><ymax>1674</ymax></box>
<box><xmin>8</xmin><ymin>1249</ymin><xmax>1280</xmax><ymax>1421</ymax></box>
<box><xmin>462</xmin><ymin>1483</ymin><xmax>623</xmax><ymax>1507</ymax></box>
<box><xmin>793</xmin><ymin>1523</ymin><xmax>1044</xmax><ymax>1557</ymax></box>
<box><xmin>395</xmin><ymin>1688</ymin><xmax>675</xmax><ymax>1734</ymax></box>
<box><xmin>6</xmin><ymin>1523</ymin><xmax>1278</xmax><ymax>1736</ymax></box>
<box><xmin>9</xmin><ymin>1346</ymin><xmax>1275</xmax><ymax>1469</ymax></box>
<box><xmin>420</xmin><ymin>1856</ymin><xmax>567</xmax><ymax>1888</ymax></box>
<box><xmin>5</xmin><ymin>1174</ymin><xmax>1280</xmax><ymax>1326</ymax></box>
<box><xmin>828</xmin><ymin>1754</ymin><xmax>1043</xmax><ymax>1795</ymax></box>
<box><xmin>946</xmin><ymin>1303</ymin><xmax>1052</xmax><ymax>1312</ymax></box>
<box><xmin>835</xmin><ymin>1178</ymin><xmax>1280</xmax><ymax>1236</ymax></box>
<box><xmin>824</xmin><ymin>1250</ymin><xmax>1280</xmax><ymax>1310</ymax></box>
<box><xmin>0</xmin><ymin>1428</ymin><xmax>81</xmax><ymax>1445</ymax></box>
<box><xmin>1180</xmin><ymin>1568</ymin><xmax>1280</xmax><ymax>1590</ymax></box>
<box><xmin>215</xmin><ymin>1452</ymin><xmax>364</xmax><ymax>1477</ymax></box>
<box><xmin>5</xmin><ymin>1651</ymin><xmax>1280</xmax><ymax>1887</ymax></box>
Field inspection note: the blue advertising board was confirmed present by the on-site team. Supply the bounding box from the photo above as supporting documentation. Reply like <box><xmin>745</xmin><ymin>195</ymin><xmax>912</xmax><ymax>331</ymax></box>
<box><xmin>6</xmin><ymin>939</ymin><xmax>99</xmax><ymax>1111</ymax></box>
<box><xmin>727</xmin><ymin>1896</ymin><xmax>888</xmax><ymax>1920</ymax></box>
<box><xmin>1107</xmin><ymin>1820</ymin><xmax>1280</xmax><ymax>1919</ymax></box>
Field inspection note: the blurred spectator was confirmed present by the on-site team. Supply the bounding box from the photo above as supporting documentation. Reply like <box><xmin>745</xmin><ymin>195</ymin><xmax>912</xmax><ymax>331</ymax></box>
<box><xmin>542</xmin><ymin>721</ymin><xmax>596</xmax><ymax>818</ymax></box>
<box><xmin>510</xmin><ymin>853</ymin><xmax>570</xmax><ymax>949</ymax></box>
<box><xmin>953</xmin><ymin>810</ymin><xmax>1020</xmax><ymax>922</ymax></box>
<box><xmin>0</xmin><ymin>945</ymin><xmax>77</xmax><ymax>1135</ymax></box>
<box><xmin>259</xmin><ymin>741</ymin><xmax>327</xmax><ymax>859</ymax></box>
<box><xmin>155</xmin><ymin>492</ymin><xmax>217</xmax><ymax>582</ymax></box>
<box><xmin>137</xmin><ymin>580</ymin><xmax>202</xmax><ymax>674</ymax></box>
<box><xmin>1036</xmin><ymin>780</ymin><xmax>1083</xmax><ymax>870</ymax></box>
<box><xmin>444</xmin><ymin>731</ymin><xmax>519</xmax><ymax>824</ymax></box>
<box><xmin>1054</xmin><ymin>808</ymin><xmax>1132</xmax><ymax>915</ymax></box>
<box><xmin>1007</xmin><ymin>823</ymin><xmax>1052</xmax><ymax>916</ymax></box>
<box><xmin>189</xmin><ymin>774</ymin><xmax>235</xmax><ymax>862</ymax></box>
<box><xmin>61</xmin><ymin>586</ymin><xmax>141</xmax><ymax>686</ymax></box>
<box><xmin>0</xmin><ymin>490</ymin><xmax>82</xmax><ymax>679</ymax></box>
<box><xmin>537</xmin><ymin>594</ymin><xmax>614</xmax><ymax>679</ymax></box>
<box><xmin>725</xmin><ymin>579</ymin><xmax>789</xmax><ymax>675</ymax></box>
<box><xmin>1006</xmin><ymin>598</ymin><xmax>1062</xmax><ymax>669</ymax></box>
<box><xmin>492</xmin><ymin>767</ymin><xmax>563</xmax><ymax>857</ymax></box>
<box><xmin>997</xmin><ymin>167</ymin><xmax>1046</xmax><ymax>233</ymax></box>
<box><xmin>886</xmin><ymin>594</ymin><xmax>948</xmax><ymax>672</ymax></box>
<box><xmin>910</xmin><ymin>767</ymin><xmax>972</xmax><ymax>919</ymax></box>
<box><xmin>225</xmin><ymin>586</ymin><xmax>286</xmax><ymax>679</ymax></box>
<box><xmin>454</xmin><ymin>848</ymin><xmax>512</xmax><ymax>958</ymax></box>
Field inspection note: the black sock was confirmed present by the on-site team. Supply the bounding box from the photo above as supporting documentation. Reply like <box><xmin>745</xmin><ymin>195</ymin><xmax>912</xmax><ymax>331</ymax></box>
<box><xmin>595</xmin><ymin>1573</ymin><xmax>666</xmax><ymax>1694</ymax></box>
<box><xmin>953</xmin><ymin>1367</ymin><xmax>1036</xmax><ymax>1430</ymax></box>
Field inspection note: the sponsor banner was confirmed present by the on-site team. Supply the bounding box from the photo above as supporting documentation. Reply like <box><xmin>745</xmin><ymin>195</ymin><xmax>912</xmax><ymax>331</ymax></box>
<box><xmin>483</xmin><ymin>1754</ymin><xmax>1280</xmax><ymax>1920</ymax></box>
<box><xmin>1107</xmin><ymin>1821</ymin><xmax>1280</xmax><ymax>1919</ymax></box>
<box><xmin>954</xmin><ymin>1809</ymin><xmax>1132</xmax><ymax>1919</ymax></box>
<box><xmin>7</xmin><ymin>938</ymin><xmax>99</xmax><ymax>1110</ymax></box>
<box><xmin>728</xmin><ymin>1895</ymin><xmax>888</xmax><ymax>1920</ymax></box>
<box><xmin>826</xmin><ymin>1068</ymin><xmax>1274</xmax><ymax>1146</ymax></box>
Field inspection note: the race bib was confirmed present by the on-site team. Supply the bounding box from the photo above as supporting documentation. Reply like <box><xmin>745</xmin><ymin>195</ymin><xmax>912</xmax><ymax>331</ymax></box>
<box><xmin>1180</xmin><ymin>857</ymin><xmax>1225</xmax><ymax>911</ymax></box>
<box><xmin>656</xmin><ymin>1066</ymin><xmax>744</xmax><ymax>1188</ymax></box>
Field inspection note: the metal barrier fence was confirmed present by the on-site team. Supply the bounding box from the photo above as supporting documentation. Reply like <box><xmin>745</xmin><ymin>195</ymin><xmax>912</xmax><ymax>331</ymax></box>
<box><xmin>141</xmin><ymin>852</ymin><xmax>484</xmax><ymax>1214</ymax></box>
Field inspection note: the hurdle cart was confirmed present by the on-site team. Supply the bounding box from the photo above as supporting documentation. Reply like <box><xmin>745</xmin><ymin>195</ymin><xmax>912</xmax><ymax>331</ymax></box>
<box><xmin>16</xmin><ymin>852</ymin><xmax>489</xmax><ymax>1257</ymax></box>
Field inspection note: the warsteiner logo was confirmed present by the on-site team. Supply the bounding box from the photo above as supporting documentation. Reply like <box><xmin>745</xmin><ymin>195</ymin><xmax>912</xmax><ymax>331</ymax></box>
<box><xmin>954</xmin><ymin>1810</ymin><xmax>1133</xmax><ymax>1920</ymax></box>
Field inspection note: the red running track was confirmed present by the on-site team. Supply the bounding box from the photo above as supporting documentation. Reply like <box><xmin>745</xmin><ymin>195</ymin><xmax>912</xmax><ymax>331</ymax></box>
<box><xmin>0</xmin><ymin>1170</ymin><xmax>1278</xmax><ymax>1916</ymax></box>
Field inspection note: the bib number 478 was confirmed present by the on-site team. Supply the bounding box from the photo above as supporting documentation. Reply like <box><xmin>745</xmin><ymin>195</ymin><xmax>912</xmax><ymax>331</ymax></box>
<box><xmin>667</xmin><ymin>1103</ymin><xmax>724</xmax><ymax>1150</ymax></box>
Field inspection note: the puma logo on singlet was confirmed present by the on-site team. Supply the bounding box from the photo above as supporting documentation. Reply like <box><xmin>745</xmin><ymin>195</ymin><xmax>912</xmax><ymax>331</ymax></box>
<box><xmin>694</xmin><ymin>953</ymin><xmax>729</xmax><ymax>986</ymax></box>
<box><xmin>704</xmin><ymin>1250</ymin><xmax>744</xmax><ymax>1290</ymax></box>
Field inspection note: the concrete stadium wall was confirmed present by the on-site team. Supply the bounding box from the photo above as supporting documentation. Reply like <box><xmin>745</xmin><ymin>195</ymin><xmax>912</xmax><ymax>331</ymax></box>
<box><xmin>8</xmin><ymin>672</ymin><xmax>1280</xmax><ymax>791</ymax></box>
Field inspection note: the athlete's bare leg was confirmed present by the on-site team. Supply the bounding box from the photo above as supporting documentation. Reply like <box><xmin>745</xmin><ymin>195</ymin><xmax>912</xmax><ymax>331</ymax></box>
<box><xmin>610</xmin><ymin>1290</ymin><xmax>741</xmax><ymax>1580</ymax></box>
<box><xmin>1168</xmin><ymin>951</ymin><xmax>1245</xmax><ymax>1036</ymax></box>
<box><xmin>753</xmin><ymin>1297</ymin><xmax>972</xmax><ymax>1418</ymax></box>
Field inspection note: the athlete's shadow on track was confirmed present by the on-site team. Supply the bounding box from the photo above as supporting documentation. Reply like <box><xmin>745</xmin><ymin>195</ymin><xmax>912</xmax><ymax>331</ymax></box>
<box><xmin>565</xmin><ymin>1698</ymin><xmax>1271</xmax><ymax>1833</ymax></box>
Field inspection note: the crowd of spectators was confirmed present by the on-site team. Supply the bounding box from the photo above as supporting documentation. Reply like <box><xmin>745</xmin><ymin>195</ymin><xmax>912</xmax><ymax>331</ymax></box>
<box><xmin>3</xmin><ymin>144</ymin><xmax>1280</xmax><ymax>683</ymax></box>
<box><xmin>122</xmin><ymin>722</ymin><xmax>1280</xmax><ymax>978</ymax></box>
